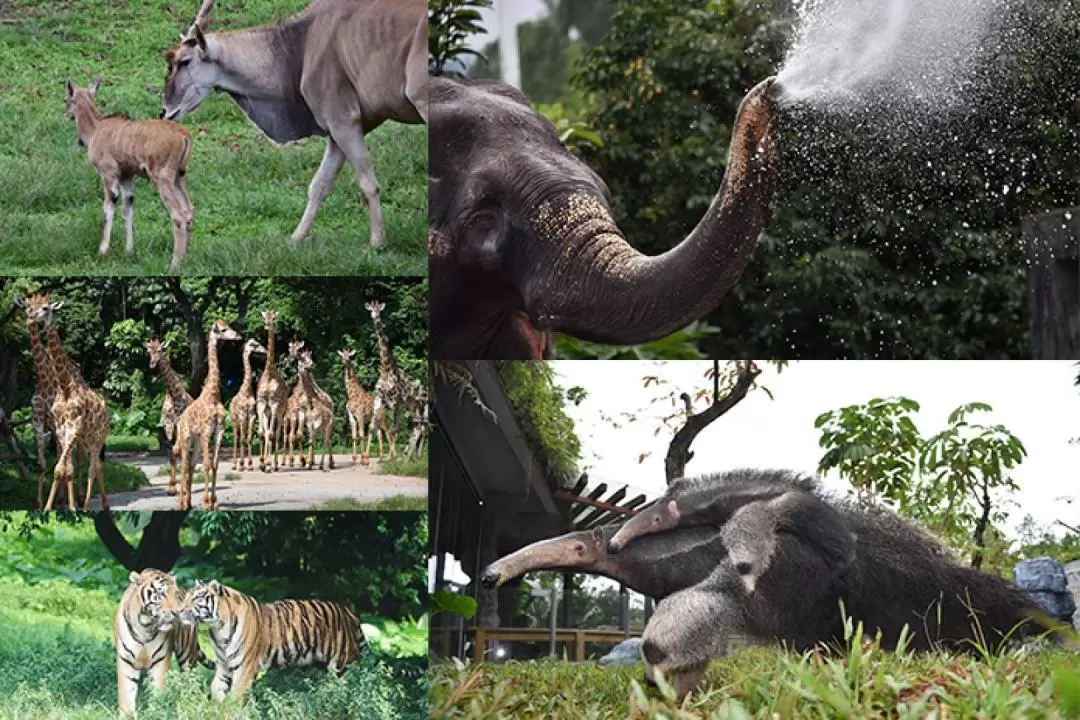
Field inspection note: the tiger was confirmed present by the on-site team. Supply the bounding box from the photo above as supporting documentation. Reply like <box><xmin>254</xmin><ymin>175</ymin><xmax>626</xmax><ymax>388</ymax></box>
<box><xmin>114</xmin><ymin>569</ymin><xmax>211</xmax><ymax>716</ymax></box>
<box><xmin>178</xmin><ymin>579</ymin><xmax>366</xmax><ymax>700</ymax></box>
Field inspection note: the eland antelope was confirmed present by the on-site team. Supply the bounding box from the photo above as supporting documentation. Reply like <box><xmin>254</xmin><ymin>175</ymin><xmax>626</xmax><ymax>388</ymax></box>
<box><xmin>160</xmin><ymin>0</ymin><xmax>427</xmax><ymax>249</ymax></box>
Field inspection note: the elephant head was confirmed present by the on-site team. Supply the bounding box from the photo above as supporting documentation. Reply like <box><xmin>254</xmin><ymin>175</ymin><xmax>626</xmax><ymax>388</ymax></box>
<box><xmin>429</xmin><ymin>76</ymin><xmax>781</xmax><ymax>359</ymax></box>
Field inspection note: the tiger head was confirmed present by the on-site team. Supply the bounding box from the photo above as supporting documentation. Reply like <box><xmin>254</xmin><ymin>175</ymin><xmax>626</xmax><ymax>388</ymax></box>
<box><xmin>178</xmin><ymin>579</ymin><xmax>224</xmax><ymax>627</ymax></box>
<box><xmin>129</xmin><ymin>569</ymin><xmax>184</xmax><ymax>631</ymax></box>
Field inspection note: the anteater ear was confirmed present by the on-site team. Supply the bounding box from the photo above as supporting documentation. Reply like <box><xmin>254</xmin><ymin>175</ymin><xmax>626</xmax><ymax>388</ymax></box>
<box><xmin>64</xmin><ymin>78</ymin><xmax>74</xmax><ymax>99</ymax></box>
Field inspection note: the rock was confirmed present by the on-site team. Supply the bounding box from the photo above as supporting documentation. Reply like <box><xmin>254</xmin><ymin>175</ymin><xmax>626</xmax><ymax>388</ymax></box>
<box><xmin>598</xmin><ymin>638</ymin><xmax>642</xmax><ymax>667</ymax></box>
<box><xmin>1066</xmin><ymin>559</ymin><xmax>1080</xmax><ymax>631</ymax></box>
<box><xmin>1014</xmin><ymin>557</ymin><xmax>1077</xmax><ymax>622</ymax></box>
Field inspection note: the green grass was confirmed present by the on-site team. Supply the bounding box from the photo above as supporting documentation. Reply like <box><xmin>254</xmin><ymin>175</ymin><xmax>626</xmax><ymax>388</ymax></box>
<box><xmin>0</xmin><ymin>518</ymin><xmax>428</xmax><ymax>719</ymax></box>
<box><xmin>376</xmin><ymin>449</ymin><xmax>428</xmax><ymax>479</ymax></box>
<box><xmin>0</xmin><ymin>456</ymin><xmax>149</xmax><ymax>508</ymax></box>
<box><xmin>430</xmin><ymin>639</ymin><xmax>1080</xmax><ymax>719</ymax></box>
<box><xmin>105</xmin><ymin>434</ymin><xmax>159</xmax><ymax>452</ymax></box>
<box><xmin>320</xmin><ymin>495</ymin><xmax>426</xmax><ymax>511</ymax></box>
<box><xmin>0</xmin><ymin>0</ymin><xmax>426</xmax><ymax>276</ymax></box>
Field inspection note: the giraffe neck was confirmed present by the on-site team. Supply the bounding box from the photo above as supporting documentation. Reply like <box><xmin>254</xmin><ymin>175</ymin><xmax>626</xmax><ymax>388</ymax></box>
<box><xmin>44</xmin><ymin>325</ymin><xmax>77</xmax><ymax>392</ymax></box>
<box><xmin>373</xmin><ymin>318</ymin><xmax>394</xmax><ymax>376</ymax></box>
<box><xmin>157</xmin><ymin>357</ymin><xmax>190</xmax><ymax>404</ymax></box>
<box><xmin>201</xmin><ymin>330</ymin><xmax>221</xmax><ymax>401</ymax></box>
<box><xmin>265</xmin><ymin>327</ymin><xmax>277</xmax><ymax>378</ymax></box>
<box><xmin>26</xmin><ymin>321</ymin><xmax>56</xmax><ymax>399</ymax></box>
<box><xmin>300</xmin><ymin>367</ymin><xmax>318</xmax><ymax>397</ymax></box>
<box><xmin>239</xmin><ymin>351</ymin><xmax>255</xmax><ymax>392</ymax></box>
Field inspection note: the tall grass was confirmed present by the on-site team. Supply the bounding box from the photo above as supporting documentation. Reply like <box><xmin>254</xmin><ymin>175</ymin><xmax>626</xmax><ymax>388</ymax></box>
<box><xmin>0</xmin><ymin>0</ymin><xmax>425</xmax><ymax>276</ymax></box>
<box><xmin>430</xmin><ymin>630</ymin><xmax>1080</xmax><ymax>718</ymax></box>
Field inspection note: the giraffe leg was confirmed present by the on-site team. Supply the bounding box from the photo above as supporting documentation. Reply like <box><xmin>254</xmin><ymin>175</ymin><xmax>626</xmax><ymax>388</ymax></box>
<box><xmin>348</xmin><ymin>412</ymin><xmax>357</xmax><ymax>466</ymax></box>
<box><xmin>306</xmin><ymin>419</ymin><xmax>315</xmax><ymax>470</ymax></box>
<box><xmin>177</xmin><ymin>436</ymin><xmax>191</xmax><ymax>511</ymax></box>
<box><xmin>210</xmin><ymin>425</ymin><xmax>223</xmax><ymax>509</ymax></box>
<box><xmin>200</xmin><ymin>434</ymin><xmax>212</xmax><ymax>509</ymax></box>
<box><xmin>88</xmin><ymin>444</ymin><xmax>108</xmax><ymax>511</ymax></box>
<box><xmin>245</xmin><ymin>417</ymin><xmax>255</xmax><ymax>471</ymax></box>
<box><xmin>231</xmin><ymin>417</ymin><xmax>240</xmax><ymax>471</ymax></box>
<box><xmin>32</xmin><ymin>417</ymin><xmax>47</xmax><ymax>511</ymax></box>
<box><xmin>325</xmin><ymin>422</ymin><xmax>334</xmax><ymax>471</ymax></box>
<box><xmin>166</xmin><ymin>428</ymin><xmax>178</xmax><ymax>496</ymax></box>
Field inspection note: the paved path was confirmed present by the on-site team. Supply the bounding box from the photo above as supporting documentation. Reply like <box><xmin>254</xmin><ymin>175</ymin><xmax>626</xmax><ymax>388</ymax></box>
<box><xmin>106</xmin><ymin>453</ymin><xmax>426</xmax><ymax>510</ymax></box>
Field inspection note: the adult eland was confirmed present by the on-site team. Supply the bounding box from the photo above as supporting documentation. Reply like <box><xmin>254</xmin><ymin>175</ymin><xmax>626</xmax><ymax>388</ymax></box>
<box><xmin>161</xmin><ymin>0</ymin><xmax>427</xmax><ymax>249</ymax></box>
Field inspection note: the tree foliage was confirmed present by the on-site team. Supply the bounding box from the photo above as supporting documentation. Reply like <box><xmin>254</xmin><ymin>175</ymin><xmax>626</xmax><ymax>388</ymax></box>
<box><xmin>816</xmin><ymin>398</ymin><xmax>1026</xmax><ymax>568</ymax></box>
<box><xmin>569</xmin><ymin>0</ymin><xmax>1080</xmax><ymax>358</ymax></box>
<box><xmin>0</xmin><ymin>277</ymin><xmax>426</xmax><ymax>447</ymax></box>
<box><xmin>494</xmin><ymin>361</ymin><xmax>585</xmax><ymax>486</ymax></box>
<box><xmin>428</xmin><ymin>0</ymin><xmax>492</xmax><ymax>77</ymax></box>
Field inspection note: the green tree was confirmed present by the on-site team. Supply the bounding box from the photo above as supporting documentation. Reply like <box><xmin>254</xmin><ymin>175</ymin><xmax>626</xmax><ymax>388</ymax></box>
<box><xmin>816</xmin><ymin>398</ymin><xmax>1027</xmax><ymax>569</ymax></box>
<box><xmin>429</xmin><ymin>0</ymin><xmax>493</xmax><ymax>77</ymax></box>
<box><xmin>815</xmin><ymin>397</ymin><xmax>923</xmax><ymax>509</ymax></box>
<box><xmin>572</xmin><ymin>0</ymin><xmax>1080</xmax><ymax>358</ymax></box>
<box><xmin>919</xmin><ymin>404</ymin><xmax>1025</xmax><ymax>569</ymax></box>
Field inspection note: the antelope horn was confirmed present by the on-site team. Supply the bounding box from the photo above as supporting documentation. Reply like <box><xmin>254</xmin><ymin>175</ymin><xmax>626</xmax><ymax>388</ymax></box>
<box><xmin>191</xmin><ymin>0</ymin><xmax>214</xmax><ymax>32</ymax></box>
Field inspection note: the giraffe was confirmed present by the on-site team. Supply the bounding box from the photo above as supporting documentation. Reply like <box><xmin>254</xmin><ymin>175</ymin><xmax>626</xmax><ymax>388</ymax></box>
<box><xmin>363</xmin><ymin>300</ymin><xmax>414</xmax><ymax>464</ymax></box>
<box><xmin>282</xmin><ymin>339</ymin><xmax>308</xmax><ymax>468</ymax></box>
<box><xmin>228</xmin><ymin>338</ymin><xmax>266</xmax><ymax>472</ymax></box>
<box><xmin>173</xmin><ymin>319</ymin><xmax>239</xmax><ymax>510</ymax></box>
<box><xmin>16</xmin><ymin>295</ymin><xmax>60</xmax><ymax>509</ymax></box>
<box><xmin>27</xmin><ymin>295</ymin><xmax>111</xmax><ymax>511</ymax></box>
<box><xmin>145</xmin><ymin>338</ymin><xmax>193</xmax><ymax>496</ymax></box>
<box><xmin>296</xmin><ymin>350</ymin><xmax>335</xmax><ymax>471</ymax></box>
<box><xmin>337</xmin><ymin>348</ymin><xmax>378</xmax><ymax>466</ymax></box>
<box><xmin>403</xmin><ymin>377</ymin><xmax>429</xmax><ymax>460</ymax></box>
<box><xmin>256</xmin><ymin>310</ymin><xmax>289</xmax><ymax>472</ymax></box>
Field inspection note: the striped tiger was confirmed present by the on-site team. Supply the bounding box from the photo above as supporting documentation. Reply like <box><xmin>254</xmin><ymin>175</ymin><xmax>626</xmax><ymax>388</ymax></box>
<box><xmin>115</xmin><ymin>569</ymin><xmax>211</xmax><ymax>716</ymax></box>
<box><xmin>179</xmin><ymin>579</ymin><xmax>366</xmax><ymax>700</ymax></box>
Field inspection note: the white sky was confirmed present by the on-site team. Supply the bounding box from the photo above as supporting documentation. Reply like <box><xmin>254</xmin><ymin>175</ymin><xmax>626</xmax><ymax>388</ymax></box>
<box><xmin>466</xmin><ymin>0</ymin><xmax>548</xmax><ymax>50</ymax></box>
<box><xmin>555</xmin><ymin>361</ymin><xmax>1080</xmax><ymax>539</ymax></box>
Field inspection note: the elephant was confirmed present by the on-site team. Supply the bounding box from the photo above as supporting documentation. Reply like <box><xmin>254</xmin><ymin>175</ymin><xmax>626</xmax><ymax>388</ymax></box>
<box><xmin>480</xmin><ymin>469</ymin><xmax>1047</xmax><ymax>700</ymax></box>
<box><xmin>428</xmin><ymin>76</ymin><xmax>781</xmax><ymax>359</ymax></box>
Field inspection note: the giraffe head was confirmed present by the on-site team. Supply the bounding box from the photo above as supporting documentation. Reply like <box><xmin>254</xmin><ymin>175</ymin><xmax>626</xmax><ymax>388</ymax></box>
<box><xmin>365</xmin><ymin>300</ymin><xmax>385</xmax><ymax>323</ymax></box>
<box><xmin>242</xmin><ymin>338</ymin><xmax>266</xmax><ymax>359</ymax></box>
<box><xmin>210</xmin><ymin>319</ymin><xmax>241</xmax><ymax>344</ymax></box>
<box><xmin>288</xmin><ymin>339</ymin><xmax>305</xmax><ymax>359</ymax></box>
<box><xmin>297</xmin><ymin>350</ymin><xmax>314</xmax><ymax>374</ymax></box>
<box><xmin>145</xmin><ymin>338</ymin><xmax>171</xmax><ymax>369</ymax></box>
<box><xmin>261</xmin><ymin>309</ymin><xmax>277</xmax><ymax>331</ymax></box>
<box><xmin>337</xmin><ymin>348</ymin><xmax>356</xmax><ymax>367</ymax></box>
<box><xmin>16</xmin><ymin>294</ymin><xmax>63</xmax><ymax>329</ymax></box>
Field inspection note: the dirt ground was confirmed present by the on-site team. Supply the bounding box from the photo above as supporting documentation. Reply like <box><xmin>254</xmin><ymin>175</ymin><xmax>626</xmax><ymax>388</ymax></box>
<box><xmin>105</xmin><ymin>452</ymin><xmax>426</xmax><ymax>510</ymax></box>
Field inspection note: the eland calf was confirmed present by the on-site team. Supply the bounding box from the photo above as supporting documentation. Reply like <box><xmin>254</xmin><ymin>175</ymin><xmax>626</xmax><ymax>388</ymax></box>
<box><xmin>65</xmin><ymin>78</ymin><xmax>194</xmax><ymax>270</ymax></box>
<box><xmin>160</xmin><ymin>0</ymin><xmax>427</xmax><ymax>249</ymax></box>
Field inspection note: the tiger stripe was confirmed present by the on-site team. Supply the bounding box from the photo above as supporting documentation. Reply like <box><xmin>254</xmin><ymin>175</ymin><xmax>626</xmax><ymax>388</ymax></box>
<box><xmin>114</xmin><ymin>569</ymin><xmax>211</xmax><ymax>716</ymax></box>
<box><xmin>180</xmin><ymin>579</ymin><xmax>365</xmax><ymax>700</ymax></box>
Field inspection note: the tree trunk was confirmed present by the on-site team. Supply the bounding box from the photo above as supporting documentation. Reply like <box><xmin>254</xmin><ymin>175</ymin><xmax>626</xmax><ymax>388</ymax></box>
<box><xmin>970</xmin><ymin>478</ymin><xmax>992</xmax><ymax>570</ymax></box>
<box><xmin>166</xmin><ymin>278</ymin><xmax>223</xmax><ymax>394</ymax></box>
<box><xmin>94</xmin><ymin>511</ymin><xmax>188</xmax><ymax>571</ymax></box>
<box><xmin>664</xmin><ymin>360</ymin><xmax>760</xmax><ymax>483</ymax></box>
<box><xmin>1022</xmin><ymin>208</ymin><xmax>1080</xmax><ymax>359</ymax></box>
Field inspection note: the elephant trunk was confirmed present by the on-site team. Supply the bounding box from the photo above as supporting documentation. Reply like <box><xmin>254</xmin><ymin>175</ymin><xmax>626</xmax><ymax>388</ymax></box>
<box><xmin>521</xmin><ymin>77</ymin><xmax>780</xmax><ymax>345</ymax></box>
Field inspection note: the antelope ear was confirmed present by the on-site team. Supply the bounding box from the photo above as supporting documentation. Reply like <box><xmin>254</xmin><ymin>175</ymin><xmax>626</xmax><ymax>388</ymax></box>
<box><xmin>90</xmin><ymin>76</ymin><xmax>101</xmax><ymax>95</ymax></box>
<box><xmin>65</xmin><ymin>78</ymin><xmax>74</xmax><ymax>99</ymax></box>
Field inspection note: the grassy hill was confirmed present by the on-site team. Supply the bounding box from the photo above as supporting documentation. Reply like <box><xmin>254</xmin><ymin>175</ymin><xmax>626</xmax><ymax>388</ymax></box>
<box><xmin>0</xmin><ymin>0</ymin><xmax>426</xmax><ymax>276</ymax></box>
